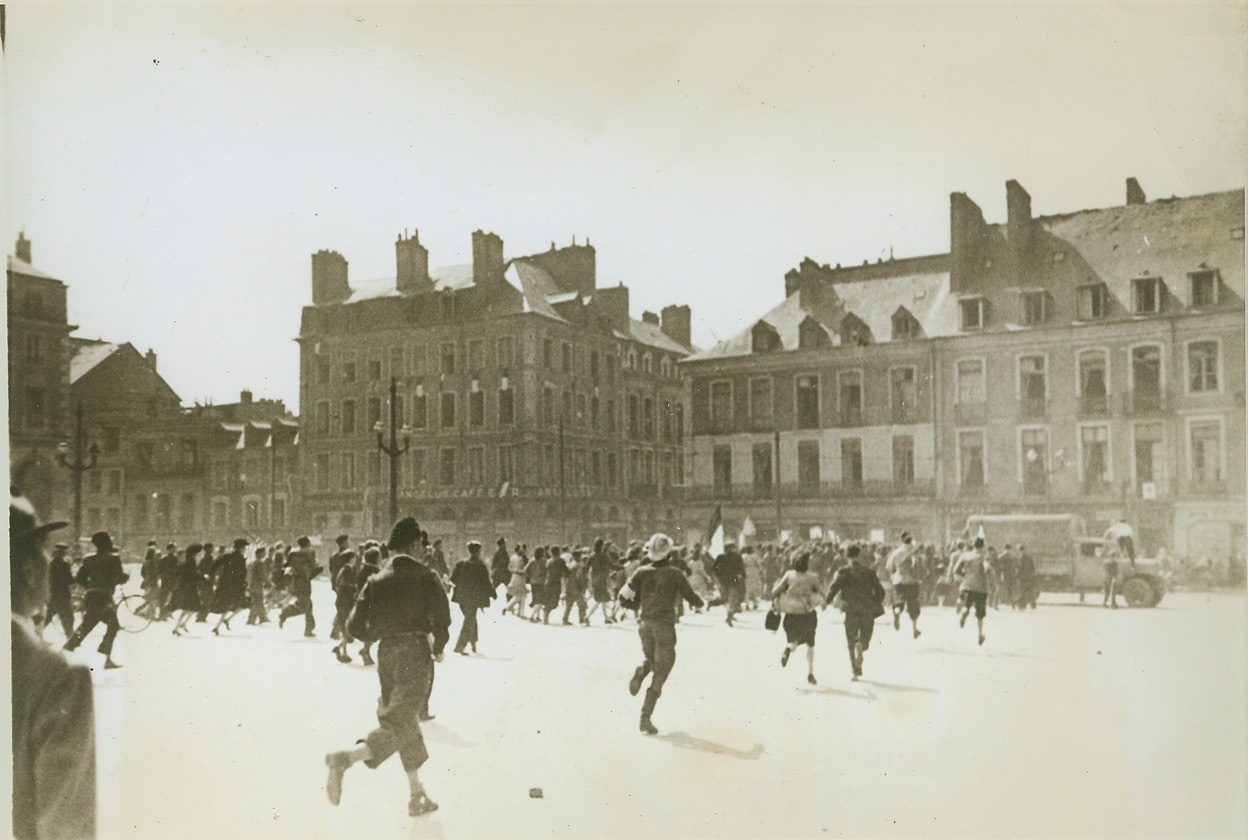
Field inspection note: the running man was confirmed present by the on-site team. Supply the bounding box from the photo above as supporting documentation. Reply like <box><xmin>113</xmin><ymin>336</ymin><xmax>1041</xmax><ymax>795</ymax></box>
<box><xmin>953</xmin><ymin>537</ymin><xmax>991</xmax><ymax>645</ymax></box>
<box><xmin>620</xmin><ymin>533</ymin><xmax>705</xmax><ymax>735</ymax></box>
<box><xmin>886</xmin><ymin>531</ymin><xmax>923</xmax><ymax>639</ymax></box>
<box><xmin>824</xmin><ymin>544</ymin><xmax>885</xmax><ymax>681</ymax></box>
<box><xmin>64</xmin><ymin>531</ymin><xmax>128</xmax><ymax>669</ymax></box>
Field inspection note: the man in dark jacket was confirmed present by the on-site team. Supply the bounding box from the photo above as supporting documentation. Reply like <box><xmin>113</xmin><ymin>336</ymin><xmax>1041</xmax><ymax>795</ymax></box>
<box><xmin>45</xmin><ymin>542</ymin><xmax>76</xmax><ymax>639</ymax></box>
<box><xmin>195</xmin><ymin>543</ymin><xmax>215</xmax><ymax>622</ymax></box>
<box><xmin>325</xmin><ymin>519</ymin><xmax>451</xmax><ymax>818</ymax></box>
<box><xmin>451</xmin><ymin>541</ymin><xmax>494</xmax><ymax>654</ymax></box>
<box><xmin>156</xmin><ymin>543</ymin><xmax>179</xmax><ymax>620</ymax></box>
<box><xmin>65</xmin><ymin>531</ymin><xmax>129</xmax><ymax>669</ymax></box>
<box><xmin>825</xmin><ymin>543</ymin><xmax>885</xmax><ymax>681</ymax></box>
<box><xmin>279</xmin><ymin>536</ymin><xmax>321</xmax><ymax>637</ymax></box>
<box><xmin>328</xmin><ymin>534</ymin><xmax>352</xmax><ymax>640</ymax></box>
<box><xmin>712</xmin><ymin>540</ymin><xmax>746</xmax><ymax>626</ymax></box>
<box><xmin>620</xmin><ymin>533</ymin><xmax>705</xmax><ymax>735</ymax></box>
<box><xmin>490</xmin><ymin>537</ymin><xmax>511</xmax><ymax>594</ymax></box>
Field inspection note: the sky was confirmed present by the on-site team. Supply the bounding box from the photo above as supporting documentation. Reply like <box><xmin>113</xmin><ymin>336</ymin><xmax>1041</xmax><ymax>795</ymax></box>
<box><xmin>5</xmin><ymin>4</ymin><xmax>1246</xmax><ymax>414</ymax></box>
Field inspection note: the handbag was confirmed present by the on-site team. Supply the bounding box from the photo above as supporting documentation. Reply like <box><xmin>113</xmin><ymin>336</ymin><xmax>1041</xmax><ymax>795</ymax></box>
<box><xmin>764</xmin><ymin>605</ymin><xmax>781</xmax><ymax>632</ymax></box>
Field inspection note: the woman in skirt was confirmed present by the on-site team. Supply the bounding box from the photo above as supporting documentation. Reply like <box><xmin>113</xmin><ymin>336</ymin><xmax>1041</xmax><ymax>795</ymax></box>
<box><xmin>211</xmin><ymin>539</ymin><xmax>250</xmax><ymax>635</ymax></box>
<box><xmin>770</xmin><ymin>553</ymin><xmax>825</xmax><ymax>685</ymax></box>
<box><xmin>503</xmin><ymin>547</ymin><xmax>529</xmax><ymax>618</ymax></box>
<box><xmin>171</xmin><ymin>544</ymin><xmax>204</xmax><ymax>636</ymax></box>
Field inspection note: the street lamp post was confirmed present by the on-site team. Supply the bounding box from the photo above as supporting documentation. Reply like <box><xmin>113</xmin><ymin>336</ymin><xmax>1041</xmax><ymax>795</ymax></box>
<box><xmin>57</xmin><ymin>403</ymin><xmax>100</xmax><ymax>556</ymax></box>
<box><xmin>375</xmin><ymin>377</ymin><xmax>412</xmax><ymax>529</ymax></box>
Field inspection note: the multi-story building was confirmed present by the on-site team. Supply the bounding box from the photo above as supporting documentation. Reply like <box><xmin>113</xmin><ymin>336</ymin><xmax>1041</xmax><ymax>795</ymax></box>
<box><xmin>7</xmin><ymin>233</ymin><xmax>75</xmax><ymax>523</ymax></box>
<box><xmin>70</xmin><ymin>336</ymin><xmax>299</xmax><ymax>552</ymax></box>
<box><xmin>684</xmin><ymin>179</ymin><xmax>1245</xmax><ymax>558</ymax></box>
<box><xmin>298</xmin><ymin>230</ymin><xmax>692</xmax><ymax>546</ymax></box>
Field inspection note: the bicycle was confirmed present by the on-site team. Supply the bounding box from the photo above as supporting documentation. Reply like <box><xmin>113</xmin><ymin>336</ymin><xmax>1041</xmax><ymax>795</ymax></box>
<box><xmin>115</xmin><ymin>588</ymin><xmax>162</xmax><ymax>633</ymax></box>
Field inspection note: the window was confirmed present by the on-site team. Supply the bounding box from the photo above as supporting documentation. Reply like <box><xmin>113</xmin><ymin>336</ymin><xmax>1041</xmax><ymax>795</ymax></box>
<box><xmin>498</xmin><ymin>445</ymin><xmax>515</xmax><ymax>485</ymax></box>
<box><xmin>1079</xmin><ymin>425</ymin><xmax>1111</xmax><ymax>488</ymax></box>
<box><xmin>841</xmin><ymin>439</ymin><xmax>863</xmax><ymax>487</ymax></box>
<box><xmin>317</xmin><ymin>358</ymin><xmax>331</xmax><ymax>384</ymax></box>
<box><xmin>342</xmin><ymin>452</ymin><xmax>356</xmax><ymax>488</ymax></box>
<box><xmin>956</xmin><ymin>359</ymin><xmax>986</xmax><ymax>404</ymax></box>
<box><xmin>315</xmin><ymin>454</ymin><xmax>331</xmax><ymax>490</ymax></box>
<box><xmin>752</xmin><ymin>443</ymin><xmax>774</xmax><ymax>493</ymax></box>
<box><xmin>796</xmin><ymin>375</ymin><xmax>819</xmax><ymax>429</ymax></box>
<box><xmin>390</xmin><ymin>347</ymin><xmax>405</xmax><ymax>378</ymax></box>
<box><xmin>1077</xmin><ymin>283</ymin><xmax>1107</xmax><ymax>320</ymax></box>
<box><xmin>1189</xmin><ymin>420</ymin><xmax>1221</xmax><ymax>484</ymax></box>
<box><xmin>1020</xmin><ymin>291</ymin><xmax>1048</xmax><ymax>326</ymax></box>
<box><xmin>440</xmin><ymin>343</ymin><xmax>456</xmax><ymax>375</ymax></box>
<box><xmin>440</xmin><ymin>448</ymin><xmax>456</xmax><ymax>485</ymax></box>
<box><xmin>544</xmin><ymin>445</ymin><xmax>557</xmax><ymax>484</ymax></box>
<box><xmin>497</xmin><ymin>337</ymin><xmax>514</xmax><ymax>369</ymax></box>
<box><xmin>1189</xmin><ymin>270</ymin><xmax>1219</xmax><ymax>308</ymax></box>
<box><xmin>1077</xmin><ymin>350</ymin><xmax>1108</xmax><ymax>414</ymax></box>
<box><xmin>607</xmin><ymin>452</ymin><xmax>619</xmax><ymax>488</ymax></box>
<box><xmin>88</xmin><ymin>471</ymin><xmax>102</xmax><ymax>495</ymax></box>
<box><xmin>273</xmin><ymin>456</ymin><xmax>286</xmax><ymax>485</ymax></box>
<box><xmin>341</xmin><ymin>400</ymin><xmax>356</xmax><ymax>434</ymax></box>
<box><xmin>627</xmin><ymin>394</ymin><xmax>640</xmax><ymax>437</ymax></box>
<box><xmin>440</xmin><ymin>294</ymin><xmax>455</xmax><ymax>320</ymax></box>
<box><xmin>467</xmin><ymin>447</ymin><xmax>485</xmax><ymax>485</ymax></box>
<box><xmin>798</xmin><ymin>440</ymin><xmax>820</xmax><ymax>489</ymax></box>
<box><xmin>24</xmin><ymin>335</ymin><xmax>42</xmax><ymax>363</ymax></box>
<box><xmin>467</xmin><ymin>341</ymin><xmax>484</xmax><ymax>372</ymax></box>
<box><xmin>343</xmin><ymin>354</ymin><xmax>357</xmax><ymax>383</ymax></box>
<box><xmin>1133</xmin><ymin>277</ymin><xmax>1162</xmax><ymax>313</ymax></box>
<box><xmin>410</xmin><ymin>347</ymin><xmax>425</xmax><ymax>374</ymax></box>
<box><xmin>272</xmin><ymin>498</ymin><xmax>286</xmax><ymax>527</ymax></box>
<box><xmin>1130</xmin><ymin>345</ymin><xmax>1163</xmax><ymax>411</ymax></box>
<box><xmin>1187</xmin><ymin>341</ymin><xmax>1219</xmax><ymax>392</ymax></box>
<box><xmin>710</xmin><ymin>381</ymin><xmax>733</xmax><ymax>431</ymax></box>
<box><xmin>392</xmin><ymin>394</ymin><xmax>405</xmax><ymax>428</ymax></box>
<box><xmin>751</xmin><ymin>322</ymin><xmax>781</xmax><ymax>353</ymax></box>
<box><xmin>838</xmin><ymin>372</ymin><xmax>862</xmax><ymax>425</ymax></box>
<box><xmin>408</xmin><ymin>449</ymin><xmax>425</xmax><ymax>487</ymax></box>
<box><xmin>24</xmin><ymin>388</ymin><xmax>46</xmax><ymax>428</ymax></box>
<box><xmin>642</xmin><ymin>398</ymin><xmax>655</xmax><ymax>439</ymax></box>
<box><xmin>590</xmin><ymin>396</ymin><xmax>600</xmax><ymax>431</ymax></box>
<box><xmin>107</xmin><ymin>470</ymin><xmax>121</xmax><ymax>494</ymax></box>
<box><xmin>441</xmin><ymin>393</ymin><xmax>456</xmax><ymax>428</ymax></box>
<box><xmin>1018</xmin><ymin>355</ymin><xmax>1047</xmax><ymax>417</ymax></box>
<box><xmin>368</xmin><ymin>451</ymin><xmax>381</xmax><ymax>485</ymax></box>
<box><xmin>891</xmin><ymin>309</ymin><xmax>920</xmax><ymax>340</ymax></box>
<box><xmin>180</xmin><ymin>441</ymin><xmax>198</xmax><ymax>470</ymax></box>
<box><xmin>1133</xmin><ymin>422</ymin><xmax>1165</xmax><ymax>488</ymax></box>
<box><xmin>606</xmin><ymin>355</ymin><xmax>617</xmax><ymax>385</ymax></box>
<box><xmin>561</xmin><ymin>390</ymin><xmax>573</xmax><ymax>425</ymax></box>
<box><xmin>960</xmin><ymin>296</ymin><xmax>987</xmax><ymax>330</ymax></box>
<box><xmin>892</xmin><ymin>435</ymin><xmax>915</xmax><ymax>485</ymax></box>
<box><xmin>661</xmin><ymin>400</ymin><xmax>674</xmax><ymax>443</ymax></box>
<box><xmin>210</xmin><ymin>500</ymin><xmax>225</xmax><ymax>530</ymax></box>
<box><xmin>712</xmin><ymin>445</ymin><xmax>732</xmax><ymax>492</ymax></box>
<box><xmin>367</xmin><ymin>397</ymin><xmax>382</xmax><ymax>429</ymax></box>
<box><xmin>890</xmin><ymin>367</ymin><xmax>916</xmax><ymax>421</ymax></box>
<box><xmin>498</xmin><ymin>386</ymin><xmax>514</xmax><ymax>425</ymax></box>
<box><xmin>958</xmin><ymin>430</ymin><xmax>985</xmax><ymax>489</ymax></box>
<box><xmin>469</xmin><ymin>390</ymin><xmax>484</xmax><ymax>426</ymax></box>
<box><xmin>368</xmin><ymin>358</ymin><xmax>382</xmax><ymax>381</ymax></box>
<box><xmin>642</xmin><ymin>354</ymin><xmax>653</xmax><ymax>374</ymax></box>
<box><xmin>674</xmin><ymin>405</ymin><xmax>684</xmax><ymax>444</ymax></box>
<box><xmin>542</xmin><ymin>386</ymin><xmax>555</xmax><ymax>426</ymax></box>
<box><xmin>562</xmin><ymin>343</ymin><xmax>573</xmax><ymax>373</ymax></box>
<box><xmin>543</xmin><ymin>339</ymin><xmax>554</xmax><ymax>369</ymax></box>
<box><xmin>412</xmin><ymin>392</ymin><xmax>427</xmax><ymax>428</ymax></box>
<box><xmin>661</xmin><ymin>357</ymin><xmax>672</xmax><ymax>378</ymax></box>
<box><xmin>1021</xmin><ymin>428</ymin><xmax>1048</xmax><ymax>495</ymax></box>
<box><xmin>577</xmin><ymin>393</ymin><xmax>588</xmax><ymax>428</ymax></box>
<box><xmin>315</xmin><ymin>401</ymin><xmax>330</xmax><ymax>435</ymax></box>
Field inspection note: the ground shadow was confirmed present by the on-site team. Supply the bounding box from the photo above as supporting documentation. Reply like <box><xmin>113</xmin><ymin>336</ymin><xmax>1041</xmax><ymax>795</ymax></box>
<box><xmin>856</xmin><ymin>679</ymin><xmax>938</xmax><ymax>694</ymax></box>
<box><xmin>796</xmin><ymin>684</ymin><xmax>872</xmax><ymax>700</ymax></box>
<box><xmin>420</xmin><ymin>722</ymin><xmax>476</xmax><ymax>749</ymax></box>
<box><xmin>658</xmin><ymin>732</ymin><xmax>764</xmax><ymax>760</ymax></box>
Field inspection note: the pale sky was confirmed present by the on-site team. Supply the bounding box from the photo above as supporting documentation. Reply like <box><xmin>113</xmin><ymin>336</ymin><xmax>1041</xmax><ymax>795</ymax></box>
<box><xmin>5</xmin><ymin>4</ymin><xmax>1246</xmax><ymax>413</ymax></box>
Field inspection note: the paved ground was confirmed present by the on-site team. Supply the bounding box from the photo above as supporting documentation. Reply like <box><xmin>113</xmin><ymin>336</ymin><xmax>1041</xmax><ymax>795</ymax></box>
<box><xmin>60</xmin><ymin>583</ymin><xmax>1246</xmax><ymax>839</ymax></box>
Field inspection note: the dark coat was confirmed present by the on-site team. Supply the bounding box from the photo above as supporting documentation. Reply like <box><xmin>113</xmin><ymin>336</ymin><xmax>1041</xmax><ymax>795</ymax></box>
<box><xmin>171</xmin><ymin>556</ymin><xmax>202</xmax><ymax>612</ymax></box>
<box><xmin>346</xmin><ymin>556</ymin><xmax>451</xmax><ymax>654</ymax></box>
<box><xmin>490</xmin><ymin>547</ymin><xmax>511</xmax><ymax>588</ymax></box>
<box><xmin>452</xmin><ymin>556</ymin><xmax>495</xmax><ymax>609</ymax></box>
<box><xmin>826</xmin><ymin>562</ymin><xmax>886</xmax><ymax>615</ymax></box>
<box><xmin>713</xmin><ymin>550</ymin><xmax>746</xmax><ymax>586</ymax></box>
<box><xmin>75</xmin><ymin>551</ymin><xmax>128</xmax><ymax>610</ymax></box>
<box><xmin>210</xmin><ymin>551</ymin><xmax>248</xmax><ymax>613</ymax></box>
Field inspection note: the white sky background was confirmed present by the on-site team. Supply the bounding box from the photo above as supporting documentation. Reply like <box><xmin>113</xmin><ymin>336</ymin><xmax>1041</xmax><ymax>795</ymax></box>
<box><xmin>5</xmin><ymin>4</ymin><xmax>1246</xmax><ymax>414</ymax></box>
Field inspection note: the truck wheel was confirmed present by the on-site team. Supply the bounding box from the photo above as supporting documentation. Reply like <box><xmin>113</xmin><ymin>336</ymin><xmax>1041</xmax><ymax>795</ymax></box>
<box><xmin>1120</xmin><ymin>577</ymin><xmax>1155</xmax><ymax>608</ymax></box>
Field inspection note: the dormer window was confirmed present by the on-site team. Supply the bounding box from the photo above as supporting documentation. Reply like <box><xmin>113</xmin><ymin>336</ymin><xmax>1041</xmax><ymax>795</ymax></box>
<box><xmin>959</xmin><ymin>296</ymin><xmax>987</xmax><ymax>331</ymax></box>
<box><xmin>798</xmin><ymin>317</ymin><xmax>830</xmax><ymax>350</ymax></box>
<box><xmin>751</xmin><ymin>321</ymin><xmax>782</xmax><ymax>353</ymax></box>
<box><xmin>1020</xmin><ymin>290</ymin><xmax>1049</xmax><ymax>326</ymax></box>
<box><xmin>891</xmin><ymin>307</ymin><xmax>921</xmax><ymax>341</ymax></box>
<box><xmin>1132</xmin><ymin>277</ymin><xmax>1163</xmax><ymax>314</ymax></box>
<box><xmin>1189</xmin><ymin>269</ymin><xmax>1220</xmax><ymax>308</ymax></box>
<box><xmin>840</xmin><ymin>313</ymin><xmax>872</xmax><ymax>346</ymax></box>
<box><xmin>1077</xmin><ymin>283</ymin><xmax>1107</xmax><ymax>320</ymax></box>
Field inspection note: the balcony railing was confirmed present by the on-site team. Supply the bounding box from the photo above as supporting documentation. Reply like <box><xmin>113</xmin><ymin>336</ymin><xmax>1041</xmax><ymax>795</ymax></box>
<box><xmin>1077</xmin><ymin>393</ymin><xmax>1110</xmax><ymax>417</ymax></box>
<box><xmin>684</xmin><ymin>479</ymin><xmax>935</xmax><ymax>502</ymax></box>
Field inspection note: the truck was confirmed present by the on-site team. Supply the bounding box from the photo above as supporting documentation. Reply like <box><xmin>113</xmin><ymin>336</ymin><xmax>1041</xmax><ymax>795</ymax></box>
<box><xmin>964</xmin><ymin>514</ymin><xmax>1166</xmax><ymax>607</ymax></box>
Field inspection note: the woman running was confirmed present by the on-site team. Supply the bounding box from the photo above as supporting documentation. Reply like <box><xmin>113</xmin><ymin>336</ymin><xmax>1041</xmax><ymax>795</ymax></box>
<box><xmin>771</xmin><ymin>553</ymin><xmax>824</xmax><ymax>685</ymax></box>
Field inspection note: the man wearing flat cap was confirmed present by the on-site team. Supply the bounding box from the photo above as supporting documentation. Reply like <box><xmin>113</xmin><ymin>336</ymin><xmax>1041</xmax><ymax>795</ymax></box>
<box><xmin>451</xmin><ymin>540</ymin><xmax>494</xmax><ymax>654</ymax></box>
<box><xmin>11</xmin><ymin>492</ymin><xmax>97</xmax><ymax>839</ymax></box>
<box><xmin>64</xmin><ymin>531</ymin><xmax>128</xmax><ymax>669</ymax></box>
<box><xmin>280</xmin><ymin>536</ymin><xmax>321</xmax><ymax>637</ymax></box>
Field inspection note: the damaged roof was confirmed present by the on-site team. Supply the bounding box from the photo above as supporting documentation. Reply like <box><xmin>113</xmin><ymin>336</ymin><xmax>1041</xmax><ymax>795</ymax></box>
<box><xmin>69</xmin><ymin>341</ymin><xmax>121</xmax><ymax>383</ymax></box>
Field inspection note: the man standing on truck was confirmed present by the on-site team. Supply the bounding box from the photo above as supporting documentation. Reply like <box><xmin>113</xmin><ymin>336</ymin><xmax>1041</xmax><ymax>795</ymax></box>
<box><xmin>953</xmin><ymin>537</ymin><xmax>990</xmax><ymax>646</ymax></box>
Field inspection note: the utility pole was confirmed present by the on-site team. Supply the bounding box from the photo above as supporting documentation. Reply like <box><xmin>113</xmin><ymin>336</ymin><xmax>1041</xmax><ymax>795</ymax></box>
<box><xmin>375</xmin><ymin>377</ymin><xmax>411</xmax><ymax>529</ymax></box>
<box><xmin>57</xmin><ymin>403</ymin><xmax>100</xmax><ymax>556</ymax></box>
<box><xmin>773</xmin><ymin>427</ymin><xmax>782</xmax><ymax>542</ymax></box>
<box><xmin>558</xmin><ymin>414</ymin><xmax>567</xmax><ymax>544</ymax></box>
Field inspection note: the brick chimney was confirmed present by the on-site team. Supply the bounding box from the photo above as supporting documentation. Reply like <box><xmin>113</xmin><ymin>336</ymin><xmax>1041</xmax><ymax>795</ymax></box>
<box><xmin>145</xmin><ymin>349</ymin><xmax>157</xmax><ymax>370</ymax></box>
<box><xmin>660</xmin><ymin>304</ymin><xmax>691</xmax><ymax>348</ymax></box>
<box><xmin>949</xmin><ymin>192</ymin><xmax>990</xmax><ymax>293</ymax></box>
<box><xmin>594</xmin><ymin>283</ymin><xmax>631</xmax><ymax>333</ymax></box>
<box><xmin>641</xmin><ymin>310</ymin><xmax>660</xmax><ymax>326</ymax></box>
<box><xmin>471</xmin><ymin>230</ymin><xmax>505</xmax><ymax>285</ymax></box>
<box><xmin>311</xmin><ymin>250</ymin><xmax>351</xmax><ymax>305</ymax></box>
<box><xmin>1126</xmin><ymin>177</ymin><xmax>1147</xmax><ymax>206</ymax></box>
<box><xmin>240</xmin><ymin>389</ymin><xmax>253</xmax><ymax>404</ymax></box>
<box><xmin>396</xmin><ymin>230</ymin><xmax>432</xmax><ymax>294</ymax></box>
<box><xmin>14</xmin><ymin>231</ymin><xmax>31</xmax><ymax>263</ymax></box>
<box><xmin>1005</xmin><ymin>179</ymin><xmax>1034</xmax><ymax>275</ymax></box>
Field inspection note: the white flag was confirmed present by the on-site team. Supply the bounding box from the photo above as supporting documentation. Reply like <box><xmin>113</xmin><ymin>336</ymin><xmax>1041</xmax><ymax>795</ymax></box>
<box><xmin>708</xmin><ymin>524</ymin><xmax>725</xmax><ymax>558</ymax></box>
<box><xmin>739</xmin><ymin>515</ymin><xmax>756</xmax><ymax>546</ymax></box>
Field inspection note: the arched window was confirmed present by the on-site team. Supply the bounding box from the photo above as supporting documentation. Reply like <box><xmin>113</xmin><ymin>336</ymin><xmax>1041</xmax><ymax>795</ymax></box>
<box><xmin>891</xmin><ymin>307</ymin><xmax>922</xmax><ymax>340</ymax></box>
<box><xmin>840</xmin><ymin>313</ymin><xmax>873</xmax><ymax>346</ymax></box>
<box><xmin>798</xmin><ymin>316</ymin><xmax>831</xmax><ymax>350</ymax></box>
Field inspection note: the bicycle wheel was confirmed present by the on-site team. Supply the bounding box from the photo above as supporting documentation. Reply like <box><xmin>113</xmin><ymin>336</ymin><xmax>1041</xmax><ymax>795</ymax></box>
<box><xmin>117</xmin><ymin>594</ymin><xmax>155</xmax><ymax>633</ymax></box>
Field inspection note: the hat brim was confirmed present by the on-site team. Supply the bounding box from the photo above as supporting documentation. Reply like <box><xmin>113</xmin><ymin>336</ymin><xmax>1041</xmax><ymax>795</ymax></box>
<box><xmin>33</xmin><ymin>521</ymin><xmax>69</xmax><ymax>538</ymax></box>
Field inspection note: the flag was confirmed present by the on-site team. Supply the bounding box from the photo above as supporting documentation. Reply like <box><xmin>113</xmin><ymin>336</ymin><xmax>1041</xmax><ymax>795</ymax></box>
<box><xmin>707</xmin><ymin>504</ymin><xmax>724</xmax><ymax>557</ymax></box>
<box><xmin>235</xmin><ymin>426</ymin><xmax>246</xmax><ymax>450</ymax></box>
<box><xmin>976</xmin><ymin>524</ymin><xmax>986</xmax><ymax>541</ymax></box>
<box><xmin>740</xmin><ymin>515</ymin><xmax>756</xmax><ymax>546</ymax></box>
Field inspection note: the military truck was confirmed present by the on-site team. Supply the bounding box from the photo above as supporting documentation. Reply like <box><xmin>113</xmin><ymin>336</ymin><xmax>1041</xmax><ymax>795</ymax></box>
<box><xmin>965</xmin><ymin>514</ymin><xmax>1166</xmax><ymax>607</ymax></box>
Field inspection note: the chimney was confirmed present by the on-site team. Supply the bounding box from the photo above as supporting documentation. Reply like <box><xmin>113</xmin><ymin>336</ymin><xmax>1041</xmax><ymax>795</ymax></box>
<box><xmin>1005</xmin><ymin>180</ymin><xmax>1032</xmax><ymax>228</ymax></box>
<box><xmin>660</xmin><ymin>304</ymin><xmax>692</xmax><ymax>348</ymax></box>
<box><xmin>395</xmin><ymin>229</ymin><xmax>432</xmax><ymax>294</ymax></box>
<box><xmin>14</xmin><ymin>231</ymin><xmax>31</xmax><ymax>263</ymax></box>
<box><xmin>471</xmin><ymin>230</ymin><xmax>505</xmax><ymax>285</ymax></box>
<box><xmin>641</xmin><ymin>310</ymin><xmax>660</xmax><ymax>326</ymax></box>
<box><xmin>240</xmin><ymin>389</ymin><xmax>253</xmax><ymax>404</ymax></box>
<box><xmin>1126</xmin><ymin>177</ymin><xmax>1147</xmax><ymax>206</ymax></box>
<box><xmin>1005</xmin><ymin>179</ymin><xmax>1034</xmax><ymax>271</ymax></box>
<box><xmin>145</xmin><ymin>349</ymin><xmax>157</xmax><ymax>370</ymax></box>
<box><xmin>595</xmin><ymin>283</ymin><xmax>631</xmax><ymax>333</ymax></box>
<box><xmin>311</xmin><ymin>250</ymin><xmax>351</xmax><ymax>305</ymax></box>
<box><xmin>950</xmin><ymin>192</ymin><xmax>990</xmax><ymax>293</ymax></box>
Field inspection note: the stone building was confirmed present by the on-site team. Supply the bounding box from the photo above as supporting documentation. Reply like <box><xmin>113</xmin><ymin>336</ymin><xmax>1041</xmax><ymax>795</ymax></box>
<box><xmin>683</xmin><ymin>180</ymin><xmax>1245</xmax><ymax>558</ymax></box>
<box><xmin>298</xmin><ymin>230</ymin><xmax>692</xmax><ymax>546</ymax></box>
<box><xmin>7</xmin><ymin>233</ymin><xmax>75</xmax><ymax>523</ymax></box>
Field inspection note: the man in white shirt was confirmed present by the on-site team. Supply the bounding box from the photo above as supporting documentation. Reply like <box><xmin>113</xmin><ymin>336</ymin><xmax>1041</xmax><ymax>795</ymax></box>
<box><xmin>886</xmin><ymin>532</ymin><xmax>923</xmax><ymax>639</ymax></box>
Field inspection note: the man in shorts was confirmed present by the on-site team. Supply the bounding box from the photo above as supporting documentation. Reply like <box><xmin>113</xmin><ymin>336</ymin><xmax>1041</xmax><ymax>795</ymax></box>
<box><xmin>954</xmin><ymin>537</ymin><xmax>990</xmax><ymax>645</ymax></box>
<box><xmin>886</xmin><ymin>532</ymin><xmax>922</xmax><ymax>639</ymax></box>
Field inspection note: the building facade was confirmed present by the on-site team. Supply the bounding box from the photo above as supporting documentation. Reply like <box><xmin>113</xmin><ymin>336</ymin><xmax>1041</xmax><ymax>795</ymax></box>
<box><xmin>298</xmin><ymin>230</ymin><xmax>692</xmax><ymax>547</ymax></box>
<box><xmin>684</xmin><ymin>180</ymin><xmax>1245</xmax><ymax>558</ymax></box>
